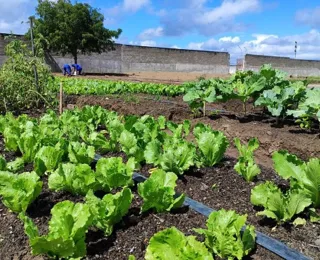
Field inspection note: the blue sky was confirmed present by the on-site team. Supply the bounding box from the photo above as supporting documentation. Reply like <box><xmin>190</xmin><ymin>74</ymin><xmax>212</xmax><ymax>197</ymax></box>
<box><xmin>1</xmin><ymin>0</ymin><xmax>320</xmax><ymax>62</ymax></box>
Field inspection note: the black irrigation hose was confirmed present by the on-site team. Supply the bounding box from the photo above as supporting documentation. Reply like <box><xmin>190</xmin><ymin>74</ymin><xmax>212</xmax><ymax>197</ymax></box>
<box><xmin>94</xmin><ymin>154</ymin><xmax>311</xmax><ymax>260</ymax></box>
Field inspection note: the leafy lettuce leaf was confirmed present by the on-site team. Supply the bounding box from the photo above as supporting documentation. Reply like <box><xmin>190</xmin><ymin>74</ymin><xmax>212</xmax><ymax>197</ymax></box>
<box><xmin>6</xmin><ymin>157</ymin><xmax>25</xmax><ymax>173</ymax></box>
<box><xmin>34</xmin><ymin>146</ymin><xmax>64</xmax><ymax>176</ymax></box>
<box><xmin>234</xmin><ymin>157</ymin><xmax>261</xmax><ymax>182</ymax></box>
<box><xmin>196</xmin><ymin>129</ymin><xmax>229</xmax><ymax>167</ymax></box>
<box><xmin>145</xmin><ymin>139</ymin><xmax>196</xmax><ymax>175</ymax></box>
<box><xmin>145</xmin><ymin>227</ymin><xmax>213</xmax><ymax>260</ymax></box>
<box><xmin>234</xmin><ymin>137</ymin><xmax>261</xmax><ymax>182</ymax></box>
<box><xmin>19</xmin><ymin>200</ymin><xmax>93</xmax><ymax>259</ymax></box>
<box><xmin>68</xmin><ymin>141</ymin><xmax>95</xmax><ymax>164</ymax></box>
<box><xmin>138</xmin><ymin>169</ymin><xmax>185</xmax><ymax>213</ymax></box>
<box><xmin>95</xmin><ymin>157</ymin><xmax>135</xmax><ymax>192</ymax></box>
<box><xmin>49</xmin><ymin>163</ymin><xmax>96</xmax><ymax>195</ymax></box>
<box><xmin>194</xmin><ymin>209</ymin><xmax>256</xmax><ymax>259</ymax></box>
<box><xmin>85</xmin><ymin>188</ymin><xmax>132</xmax><ymax>235</ymax></box>
<box><xmin>0</xmin><ymin>171</ymin><xmax>42</xmax><ymax>212</ymax></box>
<box><xmin>273</xmin><ymin>151</ymin><xmax>320</xmax><ymax>208</ymax></box>
<box><xmin>251</xmin><ymin>182</ymin><xmax>312</xmax><ymax>222</ymax></box>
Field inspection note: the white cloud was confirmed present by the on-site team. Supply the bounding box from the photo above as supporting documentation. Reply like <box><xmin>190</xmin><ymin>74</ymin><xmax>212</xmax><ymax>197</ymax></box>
<box><xmin>188</xmin><ymin>36</ymin><xmax>242</xmax><ymax>51</ymax></box>
<box><xmin>296</xmin><ymin>7</ymin><xmax>320</xmax><ymax>27</ymax></box>
<box><xmin>0</xmin><ymin>0</ymin><xmax>35</xmax><ymax>34</ymax></box>
<box><xmin>123</xmin><ymin>0</ymin><xmax>149</xmax><ymax>12</ymax></box>
<box><xmin>196</xmin><ymin>0</ymin><xmax>260</xmax><ymax>24</ymax></box>
<box><xmin>140</xmin><ymin>40</ymin><xmax>157</xmax><ymax>47</ymax></box>
<box><xmin>187</xmin><ymin>30</ymin><xmax>320</xmax><ymax>63</ymax></box>
<box><xmin>138</xmin><ymin>26</ymin><xmax>164</xmax><ymax>40</ymax></box>
<box><xmin>104</xmin><ymin>0</ymin><xmax>150</xmax><ymax>25</ymax></box>
<box><xmin>159</xmin><ymin>0</ymin><xmax>261</xmax><ymax>36</ymax></box>
<box><xmin>219</xmin><ymin>36</ymin><xmax>241</xmax><ymax>43</ymax></box>
<box><xmin>129</xmin><ymin>40</ymin><xmax>157</xmax><ymax>47</ymax></box>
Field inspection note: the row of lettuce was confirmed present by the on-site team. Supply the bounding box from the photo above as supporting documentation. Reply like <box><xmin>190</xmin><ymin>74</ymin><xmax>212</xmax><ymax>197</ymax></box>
<box><xmin>183</xmin><ymin>66</ymin><xmax>320</xmax><ymax>129</ymax></box>
<box><xmin>52</xmin><ymin>65</ymin><xmax>320</xmax><ymax>129</ymax></box>
<box><xmin>0</xmin><ymin>106</ymin><xmax>319</xmax><ymax>259</ymax></box>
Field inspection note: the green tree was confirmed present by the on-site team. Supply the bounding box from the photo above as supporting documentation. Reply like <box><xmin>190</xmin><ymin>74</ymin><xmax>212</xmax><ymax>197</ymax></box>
<box><xmin>32</xmin><ymin>0</ymin><xmax>122</xmax><ymax>64</ymax></box>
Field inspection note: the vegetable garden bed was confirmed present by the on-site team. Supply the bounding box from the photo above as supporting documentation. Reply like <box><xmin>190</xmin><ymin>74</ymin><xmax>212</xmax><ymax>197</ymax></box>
<box><xmin>0</xmin><ymin>141</ymin><xmax>281</xmax><ymax>260</ymax></box>
<box><xmin>0</xmin><ymin>104</ymin><xmax>319</xmax><ymax>260</ymax></box>
<box><xmin>66</xmin><ymin>94</ymin><xmax>320</xmax><ymax>168</ymax></box>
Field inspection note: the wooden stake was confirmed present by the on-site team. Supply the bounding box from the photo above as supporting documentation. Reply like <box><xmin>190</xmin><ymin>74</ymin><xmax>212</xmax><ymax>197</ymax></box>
<box><xmin>59</xmin><ymin>82</ymin><xmax>63</xmax><ymax>115</ymax></box>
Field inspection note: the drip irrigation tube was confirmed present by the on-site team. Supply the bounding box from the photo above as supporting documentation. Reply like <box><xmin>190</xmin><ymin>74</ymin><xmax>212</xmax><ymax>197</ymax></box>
<box><xmin>94</xmin><ymin>154</ymin><xmax>310</xmax><ymax>260</ymax></box>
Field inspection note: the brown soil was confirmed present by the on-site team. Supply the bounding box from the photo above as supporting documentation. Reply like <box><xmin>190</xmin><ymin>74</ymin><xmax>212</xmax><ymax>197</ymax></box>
<box><xmin>138</xmin><ymin>158</ymin><xmax>320</xmax><ymax>260</ymax></box>
<box><xmin>68</xmin><ymin>94</ymin><xmax>320</xmax><ymax>169</ymax></box>
<box><xmin>54</xmin><ymin>71</ymin><xmax>229</xmax><ymax>85</ymax></box>
<box><xmin>0</xmin><ymin>153</ymin><xmax>280</xmax><ymax>260</ymax></box>
<box><xmin>1</xmin><ymin>95</ymin><xmax>319</xmax><ymax>259</ymax></box>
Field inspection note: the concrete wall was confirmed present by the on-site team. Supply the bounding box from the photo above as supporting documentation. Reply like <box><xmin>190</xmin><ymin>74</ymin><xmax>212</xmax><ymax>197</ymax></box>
<box><xmin>245</xmin><ymin>54</ymin><xmax>320</xmax><ymax>77</ymax></box>
<box><xmin>0</xmin><ymin>34</ymin><xmax>9</xmax><ymax>67</ymax></box>
<box><xmin>3</xmin><ymin>32</ymin><xmax>320</xmax><ymax>77</ymax></box>
<box><xmin>50</xmin><ymin>44</ymin><xmax>230</xmax><ymax>74</ymax></box>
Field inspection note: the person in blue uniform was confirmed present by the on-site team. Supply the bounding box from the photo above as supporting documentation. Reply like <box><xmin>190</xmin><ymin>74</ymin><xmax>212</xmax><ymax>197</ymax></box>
<box><xmin>71</xmin><ymin>64</ymin><xmax>82</xmax><ymax>75</ymax></box>
<box><xmin>63</xmin><ymin>64</ymin><xmax>71</xmax><ymax>76</ymax></box>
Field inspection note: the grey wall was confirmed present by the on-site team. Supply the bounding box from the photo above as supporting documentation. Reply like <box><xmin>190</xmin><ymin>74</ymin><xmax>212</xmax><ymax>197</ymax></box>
<box><xmin>0</xmin><ymin>34</ymin><xmax>9</xmax><ymax>67</ymax></box>
<box><xmin>245</xmin><ymin>54</ymin><xmax>320</xmax><ymax>77</ymax></box>
<box><xmin>3</xmin><ymin>32</ymin><xmax>320</xmax><ymax>77</ymax></box>
<box><xmin>50</xmin><ymin>44</ymin><xmax>230</xmax><ymax>74</ymax></box>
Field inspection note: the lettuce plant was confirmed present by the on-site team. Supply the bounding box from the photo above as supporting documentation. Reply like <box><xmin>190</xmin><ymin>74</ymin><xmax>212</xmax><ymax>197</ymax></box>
<box><xmin>138</xmin><ymin>169</ymin><xmax>185</xmax><ymax>213</ymax></box>
<box><xmin>6</xmin><ymin>157</ymin><xmax>25</xmax><ymax>173</ymax></box>
<box><xmin>145</xmin><ymin>227</ymin><xmax>213</xmax><ymax>260</ymax></box>
<box><xmin>49</xmin><ymin>163</ymin><xmax>96</xmax><ymax>196</ymax></box>
<box><xmin>233</xmin><ymin>76</ymin><xmax>266</xmax><ymax>114</ymax></box>
<box><xmin>85</xmin><ymin>187</ymin><xmax>133</xmax><ymax>235</ymax></box>
<box><xmin>34</xmin><ymin>146</ymin><xmax>64</xmax><ymax>176</ymax></box>
<box><xmin>287</xmin><ymin>88</ymin><xmax>320</xmax><ymax>130</ymax></box>
<box><xmin>119</xmin><ymin>129</ymin><xmax>145</xmax><ymax>163</ymax></box>
<box><xmin>194</xmin><ymin>209</ymin><xmax>256</xmax><ymax>260</ymax></box>
<box><xmin>17</xmin><ymin>121</ymin><xmax>41</xmax><ymax>163</ymax></box>
<box><xmin>95</xmin><ymin>157</ymin><xmax>135</xmax><ymax>192</ymax></box>
<box><xmin>68</xmin><ymin>141</ymin><xmax>95</xmax><ymax>164</ymax></box>
<box><xmin>145</xmin><ymin>139</ymin><xmax>196</xmax><ymax>175</ymax></box>
<box><xmin>251</xmin><ymin>181</ymin><xmax>312</xmax><ymax>223</ymax></box>
<box><xmin>194</xmin><ymin>124</ymin><xmax>229</xmax><ymax>167</ymax></box>
<box><xmin>273</xmin><ymin>150</ymin><xmax>320</xmax><ymax>208</ymax></box>
<box><xmin>0</xmin><ymin>171</ymin><xmax>42</xmax><ymax>213</ymax></box>
<box><xmin>234</xmin><ymin>157</ymin><xmax>261</xmax><ymax>182</ymax></box>
<box><xmin>3</xmin><ymin>123</ymin><xmax>20</xmax><ymax>152</ymax></box>
<box><xmin>19</xmin><ymin>201</ymin><xmax>93</xmax><ymax>259</ymax></box>
<box><xmin>234</xmin><ymin>137</ymin><xmax>261</xmax><ymax>182</ymax></box>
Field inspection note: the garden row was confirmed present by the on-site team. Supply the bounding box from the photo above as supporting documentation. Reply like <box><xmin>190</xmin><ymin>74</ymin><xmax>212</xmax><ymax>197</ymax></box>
<box><xmin>0</xmin><ymin>106</ymin><xmax>319</xmax><ymax>259</ymax></box>
<box><xmin>53</xmin><ymin>65</ymin><xmax>320</xmax><ymax>132</ymax></box>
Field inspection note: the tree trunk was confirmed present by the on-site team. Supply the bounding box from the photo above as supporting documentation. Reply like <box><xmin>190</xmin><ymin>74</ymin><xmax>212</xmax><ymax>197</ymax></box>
<box><xmin>72</xmin><ymin>50</ymin><xmax>78</xmax><ymax>64</ymax></box>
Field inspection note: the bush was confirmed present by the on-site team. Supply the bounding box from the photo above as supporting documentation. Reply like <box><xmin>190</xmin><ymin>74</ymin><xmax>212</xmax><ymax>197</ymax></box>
<box><xmin>0</xmin><ymin>37</ymin><xmax>54</xmax><ymax>112</ymax></box>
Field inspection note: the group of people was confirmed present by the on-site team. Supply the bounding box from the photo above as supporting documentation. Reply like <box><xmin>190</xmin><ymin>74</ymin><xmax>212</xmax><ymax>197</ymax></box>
<box><xmin>63</xmin><ymin>63</ymin><xmax>83</xmax><ymax>76</ymax></box>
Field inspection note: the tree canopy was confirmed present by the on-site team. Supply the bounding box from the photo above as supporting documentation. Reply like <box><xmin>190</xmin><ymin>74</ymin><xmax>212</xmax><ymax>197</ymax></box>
<box><xmin>32</xmin><ymin>0</ymin><xmax>122</xmax><ymax>63</ymax></box>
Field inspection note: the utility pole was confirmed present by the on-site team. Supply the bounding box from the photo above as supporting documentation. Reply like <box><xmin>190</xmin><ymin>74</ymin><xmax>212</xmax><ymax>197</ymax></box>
<box><xmin>294</xmin><ymin>41</ymin><xmax>298</xmax><ymax>59</ymax></box>
<box><xmin>29</xmin><ymin>16</ymin><xmax>40</xmax><ymax>92</ymax></box>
